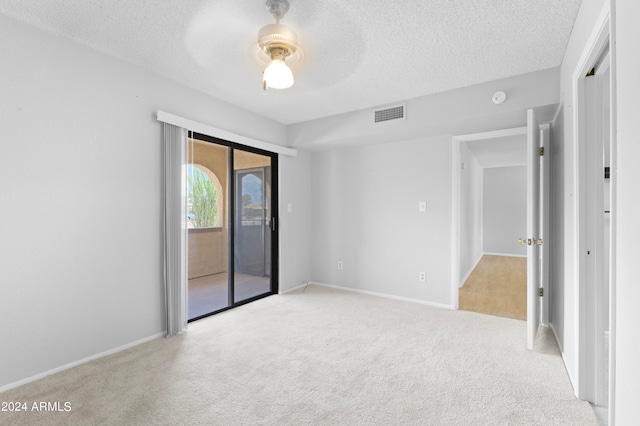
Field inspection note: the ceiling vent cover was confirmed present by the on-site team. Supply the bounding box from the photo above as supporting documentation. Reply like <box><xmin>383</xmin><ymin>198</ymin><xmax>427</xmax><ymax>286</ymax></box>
<box><xmin>374</xmin><ymin>104</ymin><xmax>406</xmax><ymax>123</ymax></box>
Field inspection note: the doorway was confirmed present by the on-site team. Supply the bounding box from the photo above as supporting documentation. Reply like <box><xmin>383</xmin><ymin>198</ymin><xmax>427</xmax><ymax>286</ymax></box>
<box><xmin>453</xmin><ymin>119</ymin><xmax>550</xmax><ymax>348</ymax></box>
<box><xmin>187</xmin><ymin>133</ymin><xmax>278</xmax><ymax>321</ymax></box>
<box><xmin>454</xmin><ymin>129</ymin><xmax>528</xmax><ymax>320</ymax></box>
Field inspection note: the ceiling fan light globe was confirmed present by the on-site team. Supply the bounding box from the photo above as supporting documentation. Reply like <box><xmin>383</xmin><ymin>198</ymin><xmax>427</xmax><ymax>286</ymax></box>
<box><xmin>263</xmin><ymin>59</ymin><xmax>294</xmax><ymax>89</ymax></box>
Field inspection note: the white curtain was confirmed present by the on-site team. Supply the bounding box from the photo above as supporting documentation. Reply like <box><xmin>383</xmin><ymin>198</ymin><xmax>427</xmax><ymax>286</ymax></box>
<box><xmin>163</xmin><ymin>123</ymin><xmax>188</xmax><ymax>336</ymax></box>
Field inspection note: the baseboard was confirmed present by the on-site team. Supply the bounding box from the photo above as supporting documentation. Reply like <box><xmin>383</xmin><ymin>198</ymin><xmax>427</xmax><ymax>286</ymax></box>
<box><xmin>310</xmin><ymin>282</ymin><xmax>454</xmax><ymax>310</ymax></box>
<box><xmin>483</xmin><ymin>252</ymin><xmax>527</xmax><ymax>258</ymax></box>
<box><xmin>549</xmin><ymin>323</ymin><xmax>578</xmax><ymax>397</ymax></box>
<box><xmin>459</xmin><ymin>253</ymin><xmax>484</xmax><ymax>288</ymax></box>
<box><xmin>0</xmin><ymin>331</ymin><xmax>165</xmax><ymax>393</ymax></box>
<box><xmin>279</xmin><ymin>282</ymin><xmax>310</xmax><ymax>294</ymax></box>
<box><xmin>549</xmin><ymin>322</ymin><xmax>564</xmax><ymax>353</ymax></box>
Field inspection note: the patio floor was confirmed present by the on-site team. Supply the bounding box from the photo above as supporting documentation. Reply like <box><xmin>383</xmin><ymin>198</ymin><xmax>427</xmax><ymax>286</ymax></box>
<box><xmin>188</xmin><ymin>272</ymin><xmax>271</xmax><ymax>320</ymax></box>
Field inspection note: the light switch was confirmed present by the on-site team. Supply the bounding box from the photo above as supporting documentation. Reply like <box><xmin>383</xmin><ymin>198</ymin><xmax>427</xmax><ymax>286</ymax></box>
<box><xmin>287</xmin><ymin>203</ymin><xmax>292</xmax><ymax>213</ymax></box>
<box><xmin>419</xmin><ymin>201</ymin><xmax>427</xmax><ymax>213</ymax></box>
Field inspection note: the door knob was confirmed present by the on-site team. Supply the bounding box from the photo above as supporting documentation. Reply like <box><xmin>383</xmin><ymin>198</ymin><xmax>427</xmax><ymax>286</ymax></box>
<box><xmin>535</xmin><ymin>238</ymin><xmax>543</xmax><ymax>246</ymax></box>
<box><xmin>519</xmin><ymin>238</ymin><xmax>532</xmax><ymax>246</ymax></box>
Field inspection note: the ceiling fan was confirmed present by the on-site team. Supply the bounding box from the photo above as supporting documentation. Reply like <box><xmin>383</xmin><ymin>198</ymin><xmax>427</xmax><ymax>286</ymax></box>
<box><xmin>257</xmin><ymin>0</ymin><xmax>299</xmax><ymax>91</ymax></box>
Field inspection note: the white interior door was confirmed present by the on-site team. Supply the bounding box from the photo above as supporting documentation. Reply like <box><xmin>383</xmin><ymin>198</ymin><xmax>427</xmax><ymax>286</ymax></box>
<box><xmin>582</xmin><ymin>52</ymin><xmax>610</xmax><ymax>406</ymax></box>
<box><xmin>526</xmin><ymin>109</ymin><xmax>542</xmax><ymax>350</ymax></box>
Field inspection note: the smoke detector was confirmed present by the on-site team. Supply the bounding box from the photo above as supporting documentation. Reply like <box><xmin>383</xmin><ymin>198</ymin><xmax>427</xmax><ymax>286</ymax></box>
<box><xmin>492</xmin><ymin>91</ymin><xmax>507</xmax><ymax>104</ymax></box>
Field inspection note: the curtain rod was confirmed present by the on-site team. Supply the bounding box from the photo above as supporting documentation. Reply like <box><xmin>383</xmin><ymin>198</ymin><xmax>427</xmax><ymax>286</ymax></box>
<box><xmin>157</xmin><ymin>110</ymin><xmax>297</xmax><ymax>157</ymax></box>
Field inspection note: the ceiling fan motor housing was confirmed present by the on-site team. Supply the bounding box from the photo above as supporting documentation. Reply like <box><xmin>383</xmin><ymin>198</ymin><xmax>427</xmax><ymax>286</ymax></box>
<box><xmin>258</xmin><ymin>23</ymin><xmax>298</xmax><ymax>58</ymax></box>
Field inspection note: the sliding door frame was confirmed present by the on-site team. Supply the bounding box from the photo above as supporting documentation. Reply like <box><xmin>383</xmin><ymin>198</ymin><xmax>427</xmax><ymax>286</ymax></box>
<box><xmin>188</xmin><ymin>131</ymin><xmax>279</xmax><ymax>321</ymax></box>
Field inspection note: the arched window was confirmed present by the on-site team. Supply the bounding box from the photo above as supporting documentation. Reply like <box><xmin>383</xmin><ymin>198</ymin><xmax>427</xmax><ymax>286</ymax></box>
<box><xmin>187</xmin><ymin>164</ymin><xmax>223</xmax><ymax>228</ymax></box>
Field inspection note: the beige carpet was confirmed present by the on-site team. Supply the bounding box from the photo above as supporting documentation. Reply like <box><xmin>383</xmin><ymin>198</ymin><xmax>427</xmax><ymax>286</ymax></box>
<box><xmin>0</xmin><ymin>285</ymin><xmax>595</xmax><ymax>425</ymax></box>
<box><xmin>459</xmin><ymin>255</ymin><xmax>527</xmax><ymax>320</ymax></box>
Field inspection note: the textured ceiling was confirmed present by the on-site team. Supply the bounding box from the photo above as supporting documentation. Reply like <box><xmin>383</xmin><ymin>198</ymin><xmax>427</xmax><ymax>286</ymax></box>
<box><xmin>0</xmin><ymin>0</ymin><xmax>582</xmax><ymax>125</ymax></box>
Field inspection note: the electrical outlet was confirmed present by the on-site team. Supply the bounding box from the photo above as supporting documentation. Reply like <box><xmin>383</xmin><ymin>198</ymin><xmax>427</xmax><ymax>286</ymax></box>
<box><xmin>338</xmin><ymin>261</ymin><xmax>343</xmax><ymax>270</ymax></box>
<box><xmin>419</xmin><ymin>272</ymin><xmax>426</xmax><ymax>282</ymax></box>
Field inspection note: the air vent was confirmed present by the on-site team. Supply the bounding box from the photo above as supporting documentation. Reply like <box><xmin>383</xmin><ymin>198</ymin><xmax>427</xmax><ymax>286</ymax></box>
<box><xmin>374</xmin><ymin>104</ymin><xmax>406</xmax><ymax>123</ymax></box>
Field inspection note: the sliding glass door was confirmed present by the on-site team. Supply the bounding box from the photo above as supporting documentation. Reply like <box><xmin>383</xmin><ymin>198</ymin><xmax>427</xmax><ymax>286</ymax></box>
<box><xmin>235</xmin><ymin>158</ymin><xmax>272</xmax><ymax>302</ymax></box>
<box><xmin>187</xmin><ymin>133</ymin><xmax>278</xmax><ymax>321</ymax></box>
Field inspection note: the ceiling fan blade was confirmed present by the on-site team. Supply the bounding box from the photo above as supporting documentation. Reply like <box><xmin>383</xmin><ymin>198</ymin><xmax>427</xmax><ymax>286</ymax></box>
<box><xmin>185</xmin><ymin>1</ymin><xmax>261</xmax><ymax>68</ymax></box>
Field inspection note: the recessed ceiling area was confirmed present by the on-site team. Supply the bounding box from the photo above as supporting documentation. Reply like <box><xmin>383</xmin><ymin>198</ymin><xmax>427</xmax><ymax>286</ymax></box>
<box><xmin>0</xmin><ymin>0</ymin><xmax>582</xmax><ymax>125</ymax></box>
<box><xmin>465</xmin><ymin>134</ymin><xmax>527</xmax><ymax>168</ymax></box>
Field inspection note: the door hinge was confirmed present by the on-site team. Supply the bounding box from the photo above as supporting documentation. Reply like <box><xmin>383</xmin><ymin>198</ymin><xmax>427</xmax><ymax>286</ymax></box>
<box><xmin>539</xmin><ymin>147</ymin><xmax>545</xmax><ymax>156</ymax></box>
<box><xmin>539</xmin><ymin>288</ymin><xmax>544</xmax><ymax>297</ymax></box>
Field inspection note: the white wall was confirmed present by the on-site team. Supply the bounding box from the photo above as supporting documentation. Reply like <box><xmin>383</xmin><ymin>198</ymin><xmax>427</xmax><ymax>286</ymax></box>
<box><xmin>289</xmin><ymin>69</ymin><xmax>561</xmax><ymax>151</ymax></box>
<box><xmin>459</xmin><ymin>143</ymin><xmax>483</xmax><ymax>283</ymax></box>
<box><xmin>483</xmin><ymin>166</ymin><xmax>527</xmax><ymax>256</ymax></box>
<box><xmin>310</xmin><ymin>136</ymin><xmax>453</xmax><ymax>306</ymax></box>
<box><xmin>278</xmin><ymin>150</ymin><xmax>313</xmax><ymax>292</ymax></box>
<box><xmin>613</xmin><ymin>0</ymin><xmax>640</xmax><ymax>422</ymax></box>
<box><xmin>0</xmin><ymin>15</ymin><xmax>307</xmax><ymax>390</ymax></box>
